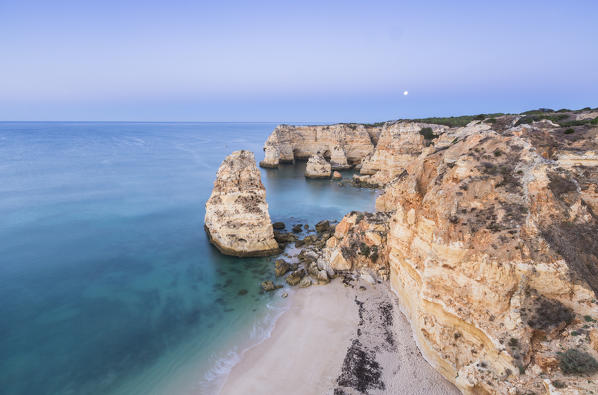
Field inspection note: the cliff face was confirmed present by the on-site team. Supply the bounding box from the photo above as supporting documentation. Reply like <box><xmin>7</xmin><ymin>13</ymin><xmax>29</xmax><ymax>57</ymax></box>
<box><xmin>355</xmin><ymin>121</ymin><xmax>492</xmax><ymax>188</ymax></box>
<box><xmin>204</xmin><ymin>150</ymin><xmax>280</xmax><ymax>257</ymax></box>
<box><xmin>255</xmin><ymin>112</ymin><xmax>598</xmax><ymax>393</ymax></box>
<box><xmin>379</xmin><ymin>121</ymin><xmax>598</xmax><ymax>393</ymax></box>
<box><xmin>259</xmin><ymin>124</ymin><xmax>380</xmax><ymax>168</ymax></box>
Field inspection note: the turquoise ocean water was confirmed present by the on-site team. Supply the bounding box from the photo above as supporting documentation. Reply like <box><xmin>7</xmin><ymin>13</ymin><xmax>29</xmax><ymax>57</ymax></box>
<box><xmin>0</xmin><ymin>122</ymin><xmax>376</xmax><ymax>394</ymax></box>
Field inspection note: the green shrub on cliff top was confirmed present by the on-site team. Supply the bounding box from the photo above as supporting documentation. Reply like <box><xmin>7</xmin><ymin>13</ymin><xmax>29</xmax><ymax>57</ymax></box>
<box><xmin>419</xmin><ymin>127</ymin><xmax>436</xmax><ymax>140</ymax></box>
<box><xmin>558</xmin><ymin>348</ymin><xmax>598</xmax><ymax>375</ymax></box>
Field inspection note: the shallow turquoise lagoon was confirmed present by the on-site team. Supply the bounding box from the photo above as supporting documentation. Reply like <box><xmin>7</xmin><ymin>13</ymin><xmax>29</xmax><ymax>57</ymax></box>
<box><xmin>0</xmin><ymin>122</ymin><xmax>376</xmax><ymax>394</ymax></box>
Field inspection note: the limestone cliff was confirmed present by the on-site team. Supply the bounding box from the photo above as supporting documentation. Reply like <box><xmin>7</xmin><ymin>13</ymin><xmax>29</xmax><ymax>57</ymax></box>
<box><xmin>257</xmin><ymin>110</ymin><xmax>598</xmax><ymax>393</ymax></box>
<box><xmin>354</xmin><ymin>121</ymin><xmax>491</xmax><ymax>188</ymax></box>
<box><xmin>259</xmin><ymin>124</ymin><xmax>380</xmax><ymax>168</ymax></box>
<box><xmin>204</xmin><ymin>150</ymin><xmax>280</xmax><ymax>257</ymax></box>
<box><xmin>374</xmin><ymin>119</ymin><xmax>598</xmax><ymax>393</ymax></box>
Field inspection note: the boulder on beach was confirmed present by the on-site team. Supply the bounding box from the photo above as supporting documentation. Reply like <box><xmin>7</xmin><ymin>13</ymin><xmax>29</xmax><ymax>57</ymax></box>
<box><xmin>317</xmin><ymin>270</ymin><xmax>329</xmax><ymax>284</ymax></box>
<box><xmin>299</xmin><ymin>276</ymin><xmax>312</xmax><ymax>288</ymax></box>
<box><xmin>285</xmin><ymin>269</ymin><xmax>305</xmax><ymax>286</ymax></box>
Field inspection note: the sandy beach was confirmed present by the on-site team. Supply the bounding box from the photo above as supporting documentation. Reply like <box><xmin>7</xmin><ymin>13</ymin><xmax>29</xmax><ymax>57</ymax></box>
<box><xmin>220</xmin><ymin>278</ymin><xmax>459</xmax><ymax>394</ymax></box>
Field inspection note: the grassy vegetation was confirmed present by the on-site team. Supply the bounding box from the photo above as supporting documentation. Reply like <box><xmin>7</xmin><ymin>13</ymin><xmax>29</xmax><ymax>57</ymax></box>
<box><xmin>558</xmin><ymin>349</ymin><xmax>598</xmax><ymax>375</ymax></box>
<box><xmin>564</xmin><ymin>128</ymin><xmax>575</xmax><ymax>134</ymax></box>
<box><xmin>521</xmin><ymin>108</ymin><xmax>555</xmax><ymax>115</ymax></box>
<box><xmin>560</xmin><ymin>118</ymin><xmax>597</xmax><ymax>127</ymax></box>
<box><xmin>552</xmin><ymin>380</ymin><xmax>566</xmax><ymax>389</ymax></box>
<box><xmin>403</xmin><ymin>113</ymin><xmax>505</xmax><ymax>127</ymax></box>
<box><xmin>338</xmin><ymin>107</ymin><xmax>597</xmax><ymax>129</ymax></box>
<box><xmin>359</xmin><ymin>242</ymin><xmax>370</xmax><ymax>257</ymax></box>
<box><xmin>361</xmin><ymin>121</ymin><xmax>386</xmax><ymax>127</ymax></box>
<box><xmin>515</xmin><ymin>113</ymin><xmax>569</xmax><ymax>126</ymax></box>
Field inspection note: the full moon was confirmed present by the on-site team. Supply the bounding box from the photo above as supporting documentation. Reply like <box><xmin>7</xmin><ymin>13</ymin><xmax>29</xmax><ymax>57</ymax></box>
<box><xmin>403</xmin><ymin>90</ymin><xmax>409</xmax><ymax>96</ymax></box>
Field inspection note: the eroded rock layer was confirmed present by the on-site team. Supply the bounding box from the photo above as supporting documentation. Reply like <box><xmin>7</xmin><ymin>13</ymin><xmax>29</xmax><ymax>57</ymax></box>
<box><xmin>204</xmin><ymin>150</ymin><xmax>280</xmax><ymax>257</ymax></box>
<box><xmin>371</xmin><ymin>118</ymin><xmax>598</xmax><ymax>394</ymax></box>
<box><xmin>259</xmin><ymin>124</ymin><xmax>381</xmax><ymax>168</ymax></box>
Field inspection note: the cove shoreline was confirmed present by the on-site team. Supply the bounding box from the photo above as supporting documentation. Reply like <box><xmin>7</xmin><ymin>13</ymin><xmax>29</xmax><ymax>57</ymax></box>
<box><xmin>218</xmin><ymin>278</ymin><xmax>459</xmax><ymax>395</ymax></box>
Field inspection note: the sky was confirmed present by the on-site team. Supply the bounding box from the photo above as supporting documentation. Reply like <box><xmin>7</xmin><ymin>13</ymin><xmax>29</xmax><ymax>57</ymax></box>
<box><xmin>1</xmin><ymin>0</ymin><xmax>597</xmax><ymax>122</ymax></box>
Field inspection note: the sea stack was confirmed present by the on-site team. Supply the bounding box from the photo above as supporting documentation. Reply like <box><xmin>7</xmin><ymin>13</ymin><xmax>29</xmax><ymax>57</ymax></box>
<box><xmin>305</xmin><ymin>153</ymin><xmax>332</xmax><ymax>178</ymax></box>
<box><xmin>204</xmin><ymin>150</ymin><xmax>280</xmax><ymax>257</ymax></box>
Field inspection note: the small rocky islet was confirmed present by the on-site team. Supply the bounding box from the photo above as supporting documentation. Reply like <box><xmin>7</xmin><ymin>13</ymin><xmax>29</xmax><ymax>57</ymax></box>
<box><xmin>206</xmin><ymin>108</ymin><xmax>598</xmax><ymax>394</ymax></box>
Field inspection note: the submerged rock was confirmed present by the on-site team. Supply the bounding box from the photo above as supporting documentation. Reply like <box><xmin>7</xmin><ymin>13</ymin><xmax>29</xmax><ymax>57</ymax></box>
<box><xmin>273</xmin><ymin>231</ymin><xmax>297</xmax><ymax>246</ymax></box>
<box><xmin>261</xmin><ymin>281</ymin><xmax>282</xmax><ymax>292</ymax></box>
<box><xmin>204</xmin><ymin>150</ymin><xmax>280</xmax><ymax>257</ymax></box>
<box><xmin>272</xmin><ymin>222</ymin><xmax>285</xmax><ymax>230</ymax></box>
<box><xmin>292</xmin><ymin>224</ymin><xmax>303</xmax><ymax>233</ymax></box>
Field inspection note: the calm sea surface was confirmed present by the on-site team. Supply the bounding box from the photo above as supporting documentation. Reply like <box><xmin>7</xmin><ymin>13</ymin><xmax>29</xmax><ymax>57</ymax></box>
<box><xmin>0</xmin><ymin>122</ymin><xmax>376</xmax><ymax>394</ymax></box>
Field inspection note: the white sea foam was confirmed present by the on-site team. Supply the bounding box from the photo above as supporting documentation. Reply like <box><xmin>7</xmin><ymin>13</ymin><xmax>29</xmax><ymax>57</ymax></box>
<box><xmin>198</xmin><ymin>298</ymin><xmax>291</xmax><ymax>394</ymax></box>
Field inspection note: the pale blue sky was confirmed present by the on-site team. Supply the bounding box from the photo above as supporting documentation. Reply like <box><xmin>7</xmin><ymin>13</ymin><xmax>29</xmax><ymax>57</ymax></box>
<box><xmin>1</xmin><ymin>0</ymin><xmax>597</xmax><ymax>121</ymax></box>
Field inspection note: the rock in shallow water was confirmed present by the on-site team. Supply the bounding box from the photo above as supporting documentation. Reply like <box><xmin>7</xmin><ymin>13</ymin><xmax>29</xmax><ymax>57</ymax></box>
<box><xmin>305</xmin><ymin>154</ymin><xmax>331</xmax><ymax>179</ymax></box>
<box><xmin>204</xmin><ymin>150</ymin><xmax>280</xmax><ymax>257</ymax></box>
<box><xmin>274</xmin><ymin>259</ymin><xmax>290</xmax><ymax>277</ymax></box>
<box><xmin>261</xmin><ymin>281</ymin><xmax>282</xmax><ymax>292</ymax></box>
<box><xmin>272</xmin><ymin>222</ymin><xmax>285</xmax><ymax>230</ymax></box>
<box><xmin>315</xmin><ymin>220</ymin><xmax>330</xmax><ymax>233</ymax></box>
<box><xmin>292</xmin><ymin>224</ymin><xmax>303</xmax><ymax>233</ymax></box>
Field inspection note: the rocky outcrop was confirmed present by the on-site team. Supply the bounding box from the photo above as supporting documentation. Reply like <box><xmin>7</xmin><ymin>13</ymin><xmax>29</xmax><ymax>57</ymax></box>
<box><xmin>323</xmin><ymin>211</ymin><xmax>391</xmax><ymax>280</ymax></box>
<box><xmin>259</xmin><ymin>124</ymin><xmax>380</xmax><ymax>168</ymax></box>
<box><xmin>305</xmin><ymin>154</ymin><xmax>332</xmax><ymax>178</ymax></box>
<box><xmin>355</xmin><ymin>121</ymin><xmax>492</xmax><ymax>188</ymax></box>
<box><xmin>204</xmin><ymin>150</ymin><xmax>280</xmax><ymax>257</ymax></box>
